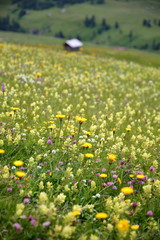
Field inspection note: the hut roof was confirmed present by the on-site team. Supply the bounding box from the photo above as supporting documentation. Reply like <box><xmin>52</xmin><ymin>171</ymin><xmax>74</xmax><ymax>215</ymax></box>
<box><xmin>65</xmin><ymin>39</ymin><xmax>83</xmax><ymax>48</ymax></box>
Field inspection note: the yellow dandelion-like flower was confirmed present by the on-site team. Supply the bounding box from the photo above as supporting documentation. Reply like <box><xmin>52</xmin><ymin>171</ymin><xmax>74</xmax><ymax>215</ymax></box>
<box><xmin>48</xmin><ymin>125</ymin><xmax>55</xmax><ymax>129</ymax></box>
<box><xmin>121</xmin><ymin>187</ymin><xmax>134</xmax><ymax>195</ymax></box>
<box><xmin>85</xmin><ymin>153</ymin><xmax>94</xmax><ymax>158</ymax></box>
<box><xmin>11</xmin><ymin>107</ymin><xmax>19</xmax><ymax>111</ymax></box>
<box><xmin>76</xmin><ymin>117</ymin><xmax>87</xmax><ymax>124</ymax></box>
<box><xmin>112</xmin><ymin>128</ymin><xmax>116</xmax><ymax>133</ymax></box>
<box><xmin>131</xmin><ymin>225</ymin><xmax>139</xmax><ymax>230</ymax></box>
<box><xmin>100</xmin><ymin>173</ymin><xmax>107</xmax><ymax>178</ymax></box>
<box><xmin>13</xmin><ymin>160</ymin><xmax>24</xmax><ymax>167</ymax></box>
<box><xmin>129</xmin><ymin>174</ymin><xmax>134</xmax><ymax>178</ymax></box>
<box><xmin>82</xmin><ymin>143</ymin><xmax>92</xmax><ymax>148</ymax></box>
<box><xmin>116</xmin><ymin>219</ymin><xmax>130</xmax><ymax>231</ymax></box>
<box><xmin>136</xmin><ymin>174</ymin><xmax>145</xmax><ymax>179</ymax></box>
<box><xmin>126</xmin><ymin>127</ymin><xmax>131</xmax><ymax>132</ymax></box>
<box><xmin>96</xmin><ymin>212</ymin><xmax>108</xmax><ymax>219</ymax></box>
<box><xmin>117</xmin><ymin>178</ymin><xmax>122</xmax><ymax>184</ymax></box>
<box><xmin>37</xmin><ymin>72</ymin><xmax>42</xmax><ymax>77</ymax></box>
<box><xmin>15</xmin><ymin>171</ymin><xmax>26</xmax><ymax>178</ymax></box>
<box><xmin>56</xmin><ymin>114</ymin><xmax>65</xmax><ymax>119</ymax></box>
<box><xmin>0</xmin><ymin>149</ymin><xmax>5</xmax><ymax>154</ymax></box>
<box><xmin>86</xmin><ymin>131</ymin><xmax>91</xmax><ymax>136</ymax></box>
<box><xmin>108</xmin><ymin>153</ymin><xmax>116</xmax><ymax>162</ymax></box>
<box><xmin>72</xmin><ymin>210</ymin><xmax>81</xmax><ymax>216</ymax></box>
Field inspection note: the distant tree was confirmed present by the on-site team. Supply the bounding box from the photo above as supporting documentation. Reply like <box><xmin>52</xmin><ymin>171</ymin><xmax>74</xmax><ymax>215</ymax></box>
<box><xmin>55</xmin><ymin>31</ymin><xmax>65</xmax><ymax>38</ymax></box>
<box><xmin>101</xmin><ymin>18</ymin><xmax>107</xmax><ymax>30</ymax></box>
<box><xmin>142</xmin><ymin>19</ymin><xmax>147</xmax><ymax>26</ymax></box>
<box><xmin>153</xmin><ymin>19</ymin><xmax>157</xmax><ymax>25</ymax></box>
<box><xmin>147</xmin><ymin>20</ymin><xmax>152</xmax><ymax>27</ymax></box>
<box><xmin>84</xmin><ymin>15</ymin><xmax>96</xmax><ymax>27</ymax></box>
<box><xmin>84</xmin><ymin>16</ymin><xmax>90</xmax><ymax>27</ymax></box>
<box><xmin>115</xmin><ymin>21</ymin><xmax>119</xmax><ymax>28</ymax></box>
<box><xmin>128</xmin><ymin>30</ymin><xmax>133</xmax><ymax>40</ymax></box>
<box><xmin>90</xmin><ymin>15</ymin><xmax>96</xmax><ymax>27</ymax></box>
<box><xmin>76</xmin><ymin>34</ymin><xmax>82</xmax><ymax>40</ymax></box>
<box><xmin>97</xmin><ymin>0</ymin><xmax>105</xmax><ymax>3</ymax></box>
<box><xmin>18</xmin><ymin>9</ymin><xmax>26</xmax><ymax>18</ymax></box>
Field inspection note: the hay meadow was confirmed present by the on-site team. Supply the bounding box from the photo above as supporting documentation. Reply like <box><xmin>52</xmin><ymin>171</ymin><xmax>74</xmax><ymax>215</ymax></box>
<box><xmin>0</xmin><ymin>43</ymin><xmax>160</xmax><ymax>240</ymax></box>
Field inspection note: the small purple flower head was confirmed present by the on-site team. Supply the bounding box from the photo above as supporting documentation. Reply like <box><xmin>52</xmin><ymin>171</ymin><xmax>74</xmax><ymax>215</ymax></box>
<box><xmin>42</xmin><ymin>221</ymin><xmax>51</xmax><ymax>227</ymax></box>
<box><xmin>112</xmin><ymin>186</ymin><xmax>117</xmax><ymax>190</ymax></box>
<box><xmin>73</xmin><ymin>140</ymin><xmax>77</xmax><ymax>144</ymax></box>
<box><xmin>112</xmin><ymin>174</ymin><xmax>118</xmax><ymax>178</ymax></box>
<box><xmin>147</xmin><ymin>210</ymin><xmax>153</xmax><ymax>216</ymax></box>
<box><xmin>47</xmin><ymin>139</ymin><xmax>53</xmax><ymax>145</ymax></box>
<box><xmin>30</xmin><ymin>219</ymin><xmax>37</xmax><ymax>226</ymax></box>
<box><xmin>46</xmin><ymin>170</ymin><xmax>51</xmax><ymax>174</ymax></box>
<box><xmin>23</xmin><ymin>198</ymin><xmax>30</xmax><ymax>203</ymax></box>
<box><xmin>88</xmin><ymin>179</ymin><xmax>92</xmax><ymax>182</ymax></box>
<box><xmin>102</xmin><ymin>183</ymin><xmax>107</xmax><ymax>187</ymax></box>
<box><xmin>2</xmin><ymin>83</ymin><xmax>5</xmax><ymax>93</ymax></box>
<box><xmin>149</xmin><ymin>166</ymin><xmax>155</xmax><ymax>171</ymax></box>
<box><xmin>59</xmin><ymin>161</ymin><xmax>64</xmax><ymax>166</ymax></box>
<box><xmin>96</xmin><ymin>158</ymin><xmax>101</xmax><ymax>162</ymax></box>
<box><xmin>55</xmin><ymin>168</ymin><xmax>60</xmax><ymax>172</ymax></box>
<box><xmin>132</xmin><ymin>202</ymin><xmax>137</xmax><ymax>208</ymax></box>
<box><xmin>130</xmin><ymin>210</ymin><xmax>133</xmax><ymax>215</ymax></box>
<box><xmin>102</xmin><ymin>168</ymin><xmax>106</xmax><ymax>172</ymax></box>
<box><xmin>107</xmin><ymin>182</ymin><xmax>114</xmax><ymax>186</ymax></box>
<box><xmin>7</xmin><ymin>187</ymin><xmax>12</xmax><ymax>192</ymax></box>
<box><xmin>13</xmin><ymin>223</ymin><xmax>22</xmax><ymax>232</ymax></box>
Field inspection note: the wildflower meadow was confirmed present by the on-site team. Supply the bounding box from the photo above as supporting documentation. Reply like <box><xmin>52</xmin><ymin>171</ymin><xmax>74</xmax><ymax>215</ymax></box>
<box><xmin>0</xmin><ymin>43</ymin><xmax>160</xmax><ymax>240</ymax></box>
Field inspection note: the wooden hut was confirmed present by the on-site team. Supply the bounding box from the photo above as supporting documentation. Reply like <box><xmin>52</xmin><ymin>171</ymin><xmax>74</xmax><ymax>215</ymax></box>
<box><xmin>64</xmin><ymin>38</ymin><xmax>83</xmax><ymax>51</ymax></box>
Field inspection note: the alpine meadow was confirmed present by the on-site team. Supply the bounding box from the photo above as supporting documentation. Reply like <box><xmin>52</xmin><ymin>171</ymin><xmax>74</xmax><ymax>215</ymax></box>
<box><xmin>0</xmin><ymin>42</ymin><xmax>160</xmax><ymax>240</ymax></box>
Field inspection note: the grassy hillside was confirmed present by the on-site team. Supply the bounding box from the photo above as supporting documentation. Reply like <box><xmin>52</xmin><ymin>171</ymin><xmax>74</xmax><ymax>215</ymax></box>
<box><xmin>0</xmin><ymin>30</ymin><xmax>160</xmax><ymax>68</ymax></box>
<box><xmin>0</xmin><ymin>41</ymin><xmax>160</xmax><ymax>240</ymax></box>
<box><xmin>0</xmin><ymin>0</ymin><xmax>160</xmax><ymax>50</ymax></box>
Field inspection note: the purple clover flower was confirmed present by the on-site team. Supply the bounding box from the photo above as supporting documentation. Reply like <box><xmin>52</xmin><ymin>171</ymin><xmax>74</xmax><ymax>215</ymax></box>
<box><xmin>23</xmin><ymin>198</ymin><xmax>30</xmax><ymax>203</ymax></box>
<box><xmin>13</xmin><ymin>223</ymin><xmax>22</xmax><ymax>232</ymax></box>
<box><xmin>42</xmin><ymin>221</ymin><xmax>51</xmax><ymax>227</ymax></box>
<box><xmin>147</xmin><ymin>210</ymin><xmax>153</xmax><ymax>216</ymax></box>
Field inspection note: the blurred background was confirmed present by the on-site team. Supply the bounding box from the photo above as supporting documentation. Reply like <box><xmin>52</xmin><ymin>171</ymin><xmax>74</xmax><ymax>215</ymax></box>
<box><xmin>0</xmin><ymin>0</ymin><xmax>160</xmax><ymax>51</ymax></box>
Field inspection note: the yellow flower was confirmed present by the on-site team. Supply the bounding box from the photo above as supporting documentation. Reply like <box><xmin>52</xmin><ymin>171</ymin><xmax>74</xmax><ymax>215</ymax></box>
<box><xmin>76</xmin><ymin>117</ymin><xmax>87</xmax><ymax>124</ymax></box>
<box><xmin>15</xmin><ymin>171</ymin><xmax>26</xmax><ymax>178</ymax></box>
<box><xmin>13</xmin><ymin>160</ymin><xmax>24</xmax><ymax>167</ymax></box>
<box><xmin>86</xmin><ymin>132</ymin><xmax>91</xmax><ymax>136</ymax></box>
<box><xmin>0</xmin><ymin>149</ymin><xmax>5</xmax><ymax>154</ymax></box>
<box><xmin>56</xmin><ymin>114</ymin><xmax>65</xmax><ymax>119</ymax></box>
<box><xmin>116</xmin><ymin>219</ymin><xmax>130</xmax><ymax>231</ymax></box>
<box><xmin>82</xmin><ymin>143</ymin><xmax>92</xmax><ymax>148</ymax></box>
<box><xmin>37</xmin><ymin>72</ymin><xmax>42</xmax><ymax>77</ymax></box>
<box><xmin>72</xmin><ymin>210</ymin><xmax>81</xmax><ymax>216</ymax></box>
<box><xmin>108</xmin><ymin>153</ymin><xmax>116</xmax><ymax>162</ymax></box>
<box><xmin>100</xmin><ymin>173</ymin><xmax>107</xmax><ymax>178</ymax></box>
<box><xmin>121</xmin><ymin>187</ymin><xmax>134</xmax><ymax>195</ymax></box>
<box><xmin>131</xmin><ymin>225</ymin><xmax>139</xmax><ymax>230</ymax></box>
<box><xmin>126</xmin><ymin>127</ymin><xmax>131</xmax><ymax>132</ymax></box>
<box><xmin>136</xmin><ymin>174</ymin><xmax>145</xmax><ymax>179</ymax></box>
<box><xmin>129</xmin><ymin>174</ymin><xmax>134</xmax><ymax>178</ymax></box>
<box><xmin>117</xmin><ymin>178</ymin><xmax>122</xmax><ymax>184</ymax></box>
<box><xmin>11</xmin><ymin>107</ymin><xmax>19</xmax><ymax>111</ymax></box>
<box><xmin>96</xmin><ymin>212</ymin><xmax>108</xmax><ymax>219</ymax></box>
<box><xmin>85</xmin><ymin>153</ymin><xmax>94</xmax><ymax>158</ymax></box>
<box><xmin>48</xmin><ymin>125</ymin><xmax>55</xmax><ymax>129</ymax></box>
